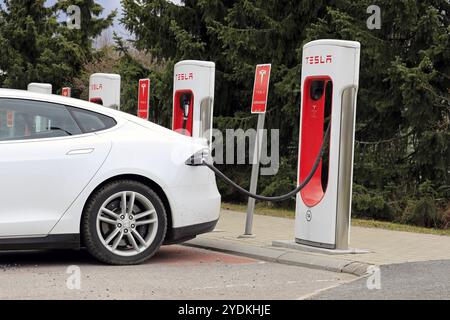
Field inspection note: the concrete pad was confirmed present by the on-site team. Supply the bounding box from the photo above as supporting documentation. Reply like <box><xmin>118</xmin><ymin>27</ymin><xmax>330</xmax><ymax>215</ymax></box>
<box><xmin>238</xmin><ymin>234</ymin><xmax>257</xmax><ymax>239</ymax></box>
<box><xmin>186</xmin><ymin>238</ymin><xmax>286</xmax><ymax>262</ymax></box>
<box><xmin>272</xmin><ymin>240</ymin><xmax>370</xmax><ymax>255</ymax></box>
<box><xmin>186</xmin><ymin>238</ymin><xmax>372</xmax><ymax>276</ymax></box>
<box><xmin>277</xmin><ymin>251</ymin><xmax>352</xmax><ymax>272</ymax></box>
<box><xmin>204</xmin><ymin>209</ymin><xmax>450</xmax><ymax>266</ymax></box>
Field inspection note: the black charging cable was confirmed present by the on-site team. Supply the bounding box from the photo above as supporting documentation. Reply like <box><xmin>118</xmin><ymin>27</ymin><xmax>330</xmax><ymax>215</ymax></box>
<box><xmin>201</xmin><ymin>121</ymin><xmax>331</xmax><ymax>202</ymax></box>
<box><xmin>181</xmin><ymin>95</ymin><xmax>190</xmax><ymax>131</ymax></box>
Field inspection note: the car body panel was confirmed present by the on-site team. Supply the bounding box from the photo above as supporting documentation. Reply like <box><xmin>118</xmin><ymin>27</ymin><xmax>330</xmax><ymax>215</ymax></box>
<box><xmin>0</xmin><ymin>133</ymin><xmax>111</xmax><ymax>237</ymax></box>
<box><xmin>50</xmin><ymin>120</ymin><xmax>220</xmax><ymax>234</ymax></box>
<box><xmin>0</xmin><ymin>89</ymin><xmax>221</xmax><ymax>243</ymax></box>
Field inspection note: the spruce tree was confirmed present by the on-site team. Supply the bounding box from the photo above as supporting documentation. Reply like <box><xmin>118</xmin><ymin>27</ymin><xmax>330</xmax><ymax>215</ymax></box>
<box><xmin>0</xmin><ymin>0</ymin><xmax>115</xmax><ymax>91</ymax></box>
<box><xmin>304</xmin><ymin>0</ymin><xmax>449</xmax><ymax>222</ymax></box>
<box><xmin>120</xmin><ymin>0</ymin><xmax>449</xmax><ymax>222</ymax></box>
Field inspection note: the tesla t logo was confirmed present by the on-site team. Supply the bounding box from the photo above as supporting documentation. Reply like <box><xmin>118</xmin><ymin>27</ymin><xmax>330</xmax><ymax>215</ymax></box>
<box><xmin>311</xmin><ymin>104</ymin><xmax>319</xmax><ymax>118</ymax></box>
<box><xmin>175</xmin><ymin>72</ymin><xmax>194</xmax><ymax>81</ymax></box>
<box><xmin>305</xmin><ymin>55</ymin><xmax>333</xmax><ymax>65</ymax></box>
<box><xmin>259</xmin><ymin>69</ymin><xmax>267</xmax><ymax>85</ymax></box>
<box><xmin>91</xmin><ymin>83</ymin><xmax>103</xmax><ymax>91</ymax></box>
<box><xmin>141</xmin><ymin>82</ymin><xmax>147</xmax><ymax>94</ymax></box>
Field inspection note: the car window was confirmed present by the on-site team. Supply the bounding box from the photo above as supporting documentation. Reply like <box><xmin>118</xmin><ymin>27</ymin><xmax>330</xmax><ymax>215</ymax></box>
<box><xmin>68</xmin><ymin>107</ymin><xmax>117</xmax><ymax>133</ymax></box>
<box><xmin>0</xmin><ymin>98</ymin><xmax>82</xmax><ymax>141</ymax></box>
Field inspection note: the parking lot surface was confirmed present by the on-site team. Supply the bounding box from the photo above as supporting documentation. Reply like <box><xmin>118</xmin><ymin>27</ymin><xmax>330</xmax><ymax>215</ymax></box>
<box><xmin>311</xmin><ymin>260</ymin><xmax>450</xmax><ymax>300</ymax></box>
<box><xmin>0</xmin><ymin>245</ymin><xmax>354</xmax><ymax>300</ymax></box>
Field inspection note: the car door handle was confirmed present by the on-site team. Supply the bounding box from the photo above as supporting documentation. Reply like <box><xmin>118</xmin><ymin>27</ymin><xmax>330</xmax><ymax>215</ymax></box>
<box><xmin>66</xmin><ymin>148</ymin><xmax>95</xmax><ymax>155</ymax></box>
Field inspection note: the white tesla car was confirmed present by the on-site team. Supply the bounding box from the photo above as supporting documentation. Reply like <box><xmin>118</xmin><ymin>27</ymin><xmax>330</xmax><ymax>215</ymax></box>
<box><xmin>0</xmin><ymin>89</ymin><xmax>221</xmax><ymax>265</ymax></box>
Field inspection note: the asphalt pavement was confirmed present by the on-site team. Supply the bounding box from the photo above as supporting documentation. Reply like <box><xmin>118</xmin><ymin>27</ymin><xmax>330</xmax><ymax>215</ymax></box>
<box><xmin>311</xmin><ymin>260</ymin><xmax>450</xmax><ymax>300</ymax></box>
<box><xmin>0</xmin><ymin>245</ymin><xmax>354</xmax><ymax>299</ymax></box>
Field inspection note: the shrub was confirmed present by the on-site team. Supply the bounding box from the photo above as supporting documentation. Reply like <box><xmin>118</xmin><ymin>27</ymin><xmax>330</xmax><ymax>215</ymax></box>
<box><xmin>401</xmin><ymin>181</ymin><xmax>444</xmax><ymax>228</ymax></box>
<box><xmin>402</xmin><ymin>198</ymin><xmax>441</xmax><ymax>228</ymax></box>
<box><xmin>352</xmin><ymin>184</ymin><xmax>394</xmax><ymax>221</ymax></box>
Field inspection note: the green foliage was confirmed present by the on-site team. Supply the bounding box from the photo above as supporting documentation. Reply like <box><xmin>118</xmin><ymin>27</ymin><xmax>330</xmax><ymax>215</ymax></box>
<box><xmin>56</xmin><ymin>0</ymin><xmax>116</xmax><ymax>50</ymax></box>
<box><xmin>0</xmin><ymin>0</ymin><xmax>115</xmax><ymax>91</ymax></box>
<box><xmin>117</xmin><ymin>0</ymin><xmax>449</xmax><ymax>228</ymax></box>
<box><xmin>352</xmin><ymin>183</ymin><xmax>393</xmax><ymax>221</ymax></box>
<box><xmin>113</xmin><ymin>35</ymin><xmax>149</xmax><ymax>115</ymax></box>
<box><xmin>0</xmin><ymin>0</ymin><xmax>446</xmax><ymax>228</ymax></box>
<box><xmin>401</xmin><ymin>181</ymin><xmax>443</xmax><ymax>228</ymax></box>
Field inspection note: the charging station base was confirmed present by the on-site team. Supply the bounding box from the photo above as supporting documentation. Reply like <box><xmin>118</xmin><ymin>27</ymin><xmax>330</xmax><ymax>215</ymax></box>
<box><xmin>238</xmin><ymin>234</ymin><xmax>256</xmax><ymax>239</ymax></box>
<box><xmin>272</xmin><ymin>240</ymin><xmax>369</xmax><ymax>255</ymax></box>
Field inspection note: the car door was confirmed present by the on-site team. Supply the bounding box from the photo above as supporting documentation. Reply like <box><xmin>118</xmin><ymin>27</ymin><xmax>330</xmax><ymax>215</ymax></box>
<box><xmin>0</xmin><ymin>98</ymin><xmax>112</xmax><ymax>237</ymax></box>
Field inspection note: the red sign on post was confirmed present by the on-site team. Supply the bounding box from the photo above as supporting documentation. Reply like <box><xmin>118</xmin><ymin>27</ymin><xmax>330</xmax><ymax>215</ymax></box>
<box><xmin>251</xmin><ymin>64</ymin><xmax>271</xmax><ymax>114</ymax></box>
<box><xmin>61</xmin><ymin>87</ymin><xmax>71</xmax><ymax>97</ymax></box>
<box><xmin>138</xmin><ymin>79</ymin><xmax>150</xmax><ymax>120</ymax></box>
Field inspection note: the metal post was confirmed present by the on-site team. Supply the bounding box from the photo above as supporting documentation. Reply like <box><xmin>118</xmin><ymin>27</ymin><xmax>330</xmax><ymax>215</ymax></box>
<box><xmin>242</xmin><ymin>113</ymin><xmax>266</xmax><ymax>236</ymax></box>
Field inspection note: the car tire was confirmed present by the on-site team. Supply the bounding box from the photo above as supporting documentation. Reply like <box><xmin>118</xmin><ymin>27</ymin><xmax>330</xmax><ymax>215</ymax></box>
<box><xmin>82</xmin><ymin>179</ymin><xmax>167</xmax><ymax>265</ymax></box>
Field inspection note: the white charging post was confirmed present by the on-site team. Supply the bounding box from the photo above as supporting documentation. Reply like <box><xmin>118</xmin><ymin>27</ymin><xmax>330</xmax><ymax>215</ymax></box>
<box><xmin>28</xmin><ymin>83</ymin><xmax>52</xmax><ymax>95</ymax></box>
<box><xmin>89</xmin><ymin>73</ymin><xmax>121</xmax><ymax>110</ymax></box>
<box><xmin>295</xmin><ymin>40</ymin><xmax>361</xmax><ymax>250</ymax></box>
<box><xmin>27</xmin><ymin>83</ymin><xmax>53</xmax><ymax>132</ymax></box>
<box><xmin>172</xmin><ymin>60</ymin><xmax>215</xmax><ymax>147</ymax></box>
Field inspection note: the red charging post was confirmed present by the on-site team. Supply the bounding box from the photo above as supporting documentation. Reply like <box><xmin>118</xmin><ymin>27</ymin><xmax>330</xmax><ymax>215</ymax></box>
<box><xmin>299</xmin><ymin>76</ymin><xmax>332</xmax><ymax>207</ymax></box>
<box><xmin>61</xmin><ymin>87</ymin><xmax>71</xmax><ymax>97</ymax></box>
<box><xmin>138</xmin><ymin>79</ymin><xmax>150</xmax><ymax>120</ymax></box>
<box><xmin>243</xmin><ymin>64</ymin><xmax>272</xmax><ymax>237</ymax></box>
<box><xmin>173</xmin><ymin>90</ymin><xmax>194</xmax><ymax>136</ymax></box>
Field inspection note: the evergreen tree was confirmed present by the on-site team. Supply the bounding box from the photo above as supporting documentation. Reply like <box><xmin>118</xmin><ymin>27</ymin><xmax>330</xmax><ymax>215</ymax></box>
<box><xmin>304</xmin><ymin>0</ymin><xmax>449</xmax><ymax>223</ymax></box>
<box><xmin>120</xmin><ymin>0</ymin><xmax>449</xmax><ymax>224</ymax></box>
<box><xmin>113</xmin><ymin>34</ymin><xmax>151</xmax><ymax>115</ymax></box>
<box><xmin>121</xmin><ymin>0</ymin><xmax>333</xmax><ymax>203</ymax></box>
<box><xmin>56</xmin><ymin>0</ymin><xmax>117</xmax><ymax>53</ymax></box>
<box><xmin>0</xmin><ymin>0</ymin><xmax>115</xmax><ymax>92</ymax></box>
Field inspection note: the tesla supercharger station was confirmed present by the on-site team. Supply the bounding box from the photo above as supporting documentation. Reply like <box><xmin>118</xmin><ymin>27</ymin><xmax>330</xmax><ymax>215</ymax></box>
<box><xmin>172</xmin><ymin>60</ymin><xmax>215</xmax><ymax>146</ymax></box>
<box><xmin>295</xmin><ymin>40</ymin><xmax>360</xmax><ymax>250</ymax></box>
<box><xmin>27</xmin><ymin>83</ymin><xmax>53</xmax><ymax>132</ymax></box>
<box><xmin>89</xmin><ymin>73</ymin><xmax>121</xmax><ymax>110</ymax></box>
<box><xmin>28</xmin><ymin>83</ymin><xmax>52</xmax><ymax>94</ymax></box>
<box><xmin>61</xmin><ymin>87</ymin><xmax>71</xmax><ymax>97</ymax></box>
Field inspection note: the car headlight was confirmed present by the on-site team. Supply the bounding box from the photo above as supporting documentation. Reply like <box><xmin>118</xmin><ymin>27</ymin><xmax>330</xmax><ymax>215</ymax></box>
<box><xmin>185</xmin><ymin>148</ymin><xmax>211</xmax><ymax>166</ymax></box>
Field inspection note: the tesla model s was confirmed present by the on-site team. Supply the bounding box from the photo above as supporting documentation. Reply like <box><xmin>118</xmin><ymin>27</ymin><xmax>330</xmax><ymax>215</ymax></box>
<box><xmin>0</xmin><ymin>89</ymin><xmax>220</xmax><ymax>265</ymax></box>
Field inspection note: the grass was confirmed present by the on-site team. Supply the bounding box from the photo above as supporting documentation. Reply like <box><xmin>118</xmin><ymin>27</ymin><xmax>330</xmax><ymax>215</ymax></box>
<box><xmin>222</xmin><ymin>202</ymin><xmax>296</xmax><ymax>219</ymax></box>
<box><xmin>222</xmin><ymin>202</ymin><xmax>450</xmax><ymax>237</ymax></box>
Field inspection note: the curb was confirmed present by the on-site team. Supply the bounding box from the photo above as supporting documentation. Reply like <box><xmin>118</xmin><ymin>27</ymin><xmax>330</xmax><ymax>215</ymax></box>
<box><xmin>185</xmin><ymin>238</ymin><xmax>373</xmax><ymax>277</ymax></box>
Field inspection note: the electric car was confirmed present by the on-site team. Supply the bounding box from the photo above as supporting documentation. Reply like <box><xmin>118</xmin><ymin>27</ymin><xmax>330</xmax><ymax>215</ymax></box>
<box><xmin>0</xmin><ymin>89</ymin><xmax>221</xmax><ymax>265</ymax></box>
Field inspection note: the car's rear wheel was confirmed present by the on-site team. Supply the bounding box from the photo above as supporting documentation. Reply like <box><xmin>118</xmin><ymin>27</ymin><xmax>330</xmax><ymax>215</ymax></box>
<box><xmin>82</xmin><ymin>180</ymin><xmax>167</xmax><ymax>265</ymax></box>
